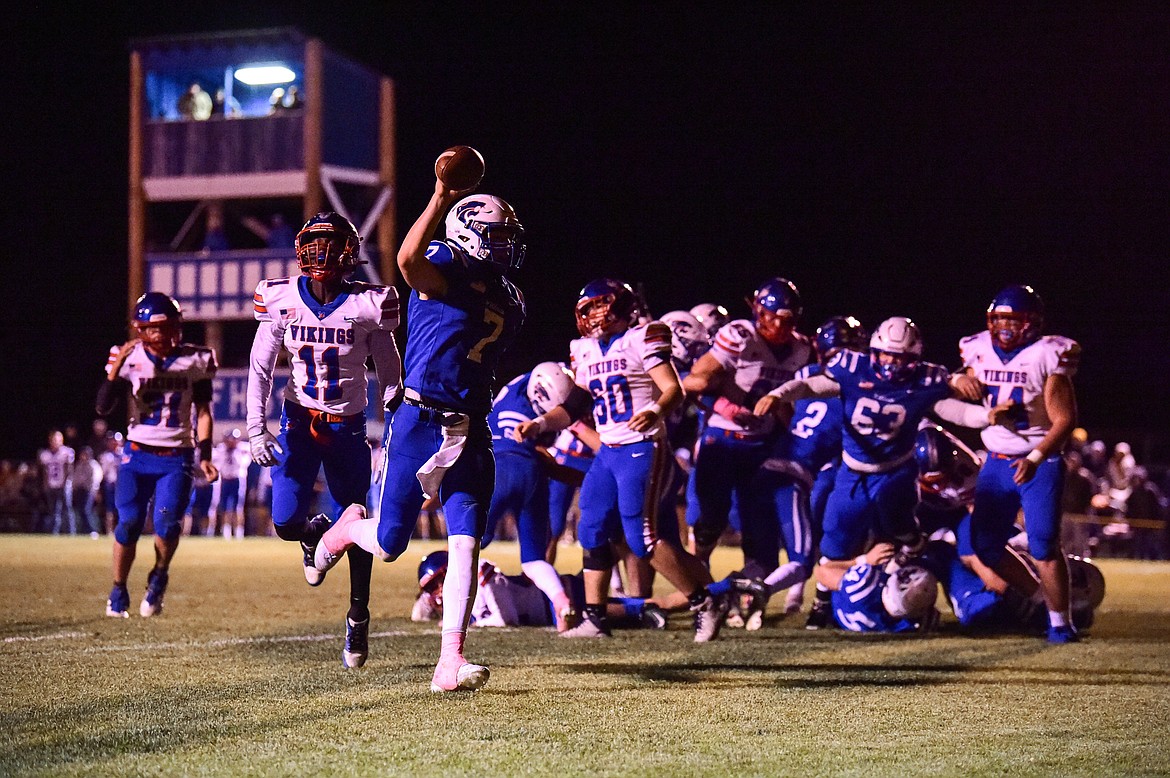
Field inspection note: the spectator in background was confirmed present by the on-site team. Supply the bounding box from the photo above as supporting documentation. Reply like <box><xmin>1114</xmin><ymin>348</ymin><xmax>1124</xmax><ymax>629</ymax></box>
<box><xmin>242</xmin><ymin>212</ymin><xmax>297</xmax><ymax>250</ymax></box>
<box><xmin>178</xmin><ymin>82</ymin><xmax>213</xmax><ymax>121</ymax></box>
<box><xmin>1062</xmin><ymin>450</ymin><xmax>1096</xmax><ymax>516</ymax></box>
<box><xmin>211</xmin><ymin>429</ymin><xmax>250</xmax><ymax>539</ymax></box>
<box><xmin>202</xmin><ymin>201</ymin><xmax>229</xmax><ymax>253</ymax></box>
<box><xmin>211</xmin><ymin>88</ymin><xmax>241</xmax><ymax>118</ymax></box>
<box><xmin>1126</xmin><ymin>467</ymin><xmax>1168</xmax><ymax>560</ymax></box>
<box><xmin>39</xmin><ymin>430</ymin><xmax>75</xmax><ymax>534</ymax></box>
<box><xmin>1083</xmin><ymin>440</ymin><xmax>1109</xmax><ymax>481</ymax></box>
<box><xmin>72</xmin><ymin>447</ymin><xmax>103</xmax><ymax>539</ymax></box>
<box><xmin>98</xmin><ymin>433</ymin><xmax>122</xmax><ymax>535</ymax></box>
<box><xmin>88</xmin><ymin>419</ymin><xmax>109</xmax><ymax>454</ymax></box>
<box><xmin>268</xmin><ymin>87</ymin><xmax>287</xmax><ymax>114</ymax></box>
<box><xmin>283</xmin><ymin>85</ymin><xmax>303</xmax><ymax>110</ymax></box>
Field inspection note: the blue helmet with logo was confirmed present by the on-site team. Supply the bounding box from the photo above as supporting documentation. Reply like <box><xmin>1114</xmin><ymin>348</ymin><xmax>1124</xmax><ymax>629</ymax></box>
<box><xmin>418</xmin><ymin>550</ymin><xmax>449</xmax><ymax>592</ymax></box>
<box><xmin>751</xmin><ymin>278</ymin><xmax>802</xmax><ymax>346</ymax></box>
<box><xmin>986</xmin><ymin>284</ymin><xmax>1044</xmax><ymax>351</ymax></box>
<box><xmin>133</xmin><ymin>292</ymin><xmax>184</xmax><ymax>356</ymax></box>
<box><xmin>915</xmin><ymin>424</ymin><xmax>980</xmax><ymax>507</ymax></box>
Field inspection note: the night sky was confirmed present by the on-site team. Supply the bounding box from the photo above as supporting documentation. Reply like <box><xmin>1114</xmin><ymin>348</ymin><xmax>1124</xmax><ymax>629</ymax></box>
<box><xmin>6</xmin><ymin>4</ymin><xmax>1170</xmax><ymax>462</ymax></box>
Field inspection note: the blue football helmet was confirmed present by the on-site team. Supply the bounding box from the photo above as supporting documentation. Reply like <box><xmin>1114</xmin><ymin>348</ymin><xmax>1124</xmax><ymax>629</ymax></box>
<box><xmin>418</xmin><ymin>550</ymin><xmax>449</xmax><ymax>593</ymax></box>
<box><xmin>445</xmin><ymin>194</ymin><xmax>526</xmax><ymax>273</ymax></box>
<box><xmin>295</xmin><ymin>212</ymin><xmax>364</xmax><ymax>283</ymax></box>
<box><xmin>659</xmin><ymin>310</ymin><xmax>711</xmax><ymax>370</ymax></box>
<box><xmin>814</xmin><ymin>315</ymin><xmax>867</xmax><ymax>363</ymax></box>
<box><xmin>915</xmin><ymin>424</ymin><xmax>981</xmax><ymax>508</ymax></box>
<box><xmin>751</xmin><ymin>278</ymin><xmax>802</xmax><ymax>346</ymax></box>
<box><xmin>133</xmin><ymin>292</ymin><xmax>183</xmax><ymax>356</ymax></box>
<box><xmin>986</xmin><ymin>284</ymin><xmax>1044</xmax><ymax>351</ymax></box>
<box><xmin>576</xmin><ymin>278</ymin><xmax>639</xmax><ymax>338</ymax></box>
<box><xmin>869</xmin><ymin>316</ymin><xmax>923</xmax><ymax>383</ymax></box>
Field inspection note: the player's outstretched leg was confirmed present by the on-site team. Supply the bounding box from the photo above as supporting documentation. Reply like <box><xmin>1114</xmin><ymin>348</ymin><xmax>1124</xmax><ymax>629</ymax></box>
<box><xmin>431</xmin><ymin>534</ymin><xmax>490</xmax><ymax>692</ymax></box>
<box><xmin>301</xmin><ymin>513</ymin><xmax>332</xmax><ymax>586</ymax></box>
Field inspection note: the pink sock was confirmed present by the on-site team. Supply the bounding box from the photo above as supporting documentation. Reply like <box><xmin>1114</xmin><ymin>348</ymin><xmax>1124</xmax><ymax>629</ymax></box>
<box><xmin>440</xmin><ymin>630</ymin><xmax>465</xmax><ymax>661</ymax></box>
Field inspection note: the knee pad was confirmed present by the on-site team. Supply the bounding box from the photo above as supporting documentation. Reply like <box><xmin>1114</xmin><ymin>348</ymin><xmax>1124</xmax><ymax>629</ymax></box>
<box><xmin>113</xmin><ymin>518</ymin><xmax>143</xmax><ymax>546</ymax></box>
<box><xmin>582</xmin><ymin>544</ymin><xmax>615</xmax><ymax>571</ymax></box>
<box><xmin>273</xmin><ymin>517</ymin><xmax>310</xmax><ymax>542</ymax></box>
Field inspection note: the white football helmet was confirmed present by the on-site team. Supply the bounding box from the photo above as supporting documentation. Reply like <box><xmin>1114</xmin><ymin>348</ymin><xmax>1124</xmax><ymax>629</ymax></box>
<box><xmin>527</xmin><ymin>362</ymin><xmax>576</xmax><ymax>415</ymax></box>
<box><xmin>658</xmin><ymin>310</ymin><xmax>711</xmax><ymax>370</ymax></box>
<box><xmin>689</xmin><ymin>303</ymin><xmax>730</xmax><ymax>339</ymax></box>
<box><xmin>881</xmin><ymin>565</ymin><xmax>938</xmax><ymax>619</ymax></box>
<box><xmin>444</xmin><ymin>194</ymin><xmax>526</xmax><ymax>273</ymax></box>
<box><xmin>869</xmin><ymin>316</ymin><xmax>924</xmax><ymax>382</ymax></box>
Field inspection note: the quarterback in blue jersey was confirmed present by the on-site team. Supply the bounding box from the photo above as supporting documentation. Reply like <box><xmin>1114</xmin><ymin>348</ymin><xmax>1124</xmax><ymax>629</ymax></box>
<box><xmin>315</xmin><ymin>171</ymin><xmax>526</xmax><ymax>692</ymax></box>
<box><xmin>96</xmin><ymin>293</ymin><xmax>219</xmax><ymax>619</ymax></box>
<box><xmin>483</xmin><ymin>362</ymin><xmax>578</xmax><ymax>631</ymax></box>
<box><xmin>950</xmin><ymin>285</ymin><xmax>1083</xmax><ymax>643</ymax></box>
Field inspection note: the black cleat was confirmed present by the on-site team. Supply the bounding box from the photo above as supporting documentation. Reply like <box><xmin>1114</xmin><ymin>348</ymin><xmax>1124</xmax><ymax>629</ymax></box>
<box><xmin>302</xmin><ymin>514</ymin><xmax>331</xmax><ymax>587</ymax></box>
<box><xmin>805</xmin><ymin>599</ymin><xmax>832</xmax><ymax>630</ymax></box>
<box><xmin>342</xmin><ymin>616</ymin><xmax>370</xmax><ymax>668</ymax></box>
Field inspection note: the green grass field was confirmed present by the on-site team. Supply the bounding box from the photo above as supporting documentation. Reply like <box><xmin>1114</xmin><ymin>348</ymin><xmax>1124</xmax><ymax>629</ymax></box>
<box><xmin>2</xmin><ymin>534</ymin><xmax>1169</xmax><ymax>777</ymax></box>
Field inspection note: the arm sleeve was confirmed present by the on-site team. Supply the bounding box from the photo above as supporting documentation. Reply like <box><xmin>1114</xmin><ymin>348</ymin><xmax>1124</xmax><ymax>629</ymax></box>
<box><xmin>931</xmin><ymin>398</ymin><xmax>990</xmax><ymax>429</ymax></box>
<box><xmin>95</xmin><ymin>378</ymin><xmax>129</xmax><ymax>417</ymax></box>
<box><xmin>768</xmin><ymin>374</ymin><xmax>840</xmax><ymax>403</ymax></box>
<box><xmin>247</xmin><ymin>321</ymin><xmax>284</xmax><ymax>437</ymax></box>
<box><xmin>370</xmin><ymin>329</ymin><xmax>403</xmax><ymax>407</ymax></box>
<box><xmin>561</xmin><ymin>384</ymin><xmax>595</xmax><ymax>422</ymax></box>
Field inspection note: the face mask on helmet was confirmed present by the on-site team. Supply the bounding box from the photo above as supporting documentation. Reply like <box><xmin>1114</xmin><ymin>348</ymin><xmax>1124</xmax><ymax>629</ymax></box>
<box><xmin>445</xmin><ymin>195</ymin><xmax>526</xmax><ymax>273</ymax></box>
<box><xmin>418</xmin><ymin>551</ymin><xmax>449</xmax><ymax>606</ymax></box>
<box><xmin>575</xmin><ymin>279</ymin><xmax>638</xmax><ymax>338</ymax></box>
<box><xmin>881</xmin><ymin>565</ymin><xmax>938</xmax><ymax>619</ymax></box>
<box><xmin>689</xmin><ymin>303</ymin><xmax>730</xmax><ymax>339</ymax></box>
<box><xmin>658</xmin><ymin>311</ymin><xmax>711</xmax><ymax>370</ymax></box>
<box><xmin>751</xmin><ymin>278</ymin><xmax>802</xmax><ymax>346</ymax></box>
<box><xmin>527</xmin><ymin>362</ymin><xmax>576</xmax><ymax>415</ymax></box>
<box><xmin>133</xmin><ymin>292</ymin><xmax>184</xmax><ymax>357</ymax></box>
<box><xmin>986</xmin><ymin>285</ymin><xmax>1044</xmax><ymax>352</ymax></box>
<box><xmin>295</xmin><ymin>212</ymin><xmax>363</xmax><ymax>283</ymax></box>
<box><xmin>869</xmin><ymin>317</ymin><xmax>923</xmax><ymax>383</ymax></box>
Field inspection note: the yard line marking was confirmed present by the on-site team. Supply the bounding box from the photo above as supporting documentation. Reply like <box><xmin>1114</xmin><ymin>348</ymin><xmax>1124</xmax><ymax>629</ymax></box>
<box><xmin>3</xmin><ymin>631</ymin><xmax>89</xmax><ymax>643</ymax></box>
<box><xmin>82</xmin><ymin>630</ymin><xmax>417</xmax><ymax>652</ymax></box>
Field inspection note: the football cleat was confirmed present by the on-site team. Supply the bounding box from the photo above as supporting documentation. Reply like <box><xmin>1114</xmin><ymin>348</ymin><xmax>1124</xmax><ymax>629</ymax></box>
<box><xmin>302</xmin><ymin>513</ymin><xmax>332</xmax><ymax>586</ymax></box>
<box><xmin>1047</xmin><ymin>624</ymin><xmax>1080</xmax><ymax>645</ymax></box>
<box><xmin>693</xmin><ymin>593</ymin><xmax>731</xmax><ymax>643</ymax></box>
<box><xmin>725</xmin><ymin>608</ymin><xmax>746</xmax><ymax>629</ymax></box>
<box><xmin>784</xmin><ymin>582</ymin><xmax>805</xmax><ymax>616</ymax></box>
<box><xmin>554</xmin><ymin>603</ymin><xmax>580</xmax><ymax>633</ymax></box>
<box><xmin>639</xmin><ymin>603</ymin><xmax>669</xmax><ymax>631</ymax></box>
<box><xmin>805</xmin><ymin>599</ymin><xmax>832</xmax><ymax>630</ymax></box>
<box><xmin>106</xmin><ymin>583</ymin><xmax>130</xmax><ymax>618</ymax></box>
<box><xmin>430</xmin><ymin>658</ymin><xmax>491</xmax><ymax>693</ymax></box>
<box><xmin>314</xmin><ymin>504</ymin><xmax>365</xmax><ymax>574</ymax></box>
<box><xmin>342</xmin><ymin>617</ymin><xmax>369</xmax><ymax>668</ymax></box>
<box><xmin>560</xmin><ymin>615</ymin><xmax>611</xmax><ymax>638</ymax></box>
<box><xmin>139</xmin><ymin>568</ymin><xmax>169</xmax><ymax>617</ymax></box>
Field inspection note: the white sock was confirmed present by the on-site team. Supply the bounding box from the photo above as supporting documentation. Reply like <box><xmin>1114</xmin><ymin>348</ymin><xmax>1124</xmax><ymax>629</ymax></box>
<box><xmin>1048</xmin><ymin>610</ymin><xmax>1069</xmax><ymax>628</ymax></box>
<box><xmin>764</xmin><ymin>561</ymin><xmax>807</xmax><ymax>596</ymax></box>
<box><xmin>610</xmin><ymin>566</ymin><xmax>625</xmax><ymax>593</ymax></box>
<box><xmin>443</xmin><ymin>534</ymin><xmax>480</xmax><ymax>639</ymax></box>
<box><xmin>522</xmin><ymin>559</ymin><xmax>568</xmax><ymax>607</ymax></box>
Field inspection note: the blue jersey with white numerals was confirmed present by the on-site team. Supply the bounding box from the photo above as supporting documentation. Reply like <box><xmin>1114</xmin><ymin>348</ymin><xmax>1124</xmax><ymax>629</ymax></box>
<box><xmin>788</xmin><ymin>363</ymin><xmax>843</xmax><ymax>472</ymax></box>
<box><xmin>824</xmin><ymin>349</ymin><xmax>951</xmax><ymax>467</ymax></box>
<box><xmin>403</xmin><ymin>241</ymin><xmax>526</xmax><ymax>415</ymax></box>
<box><xmin>831</xmin><ymin>563</ymin><xmax>918</xmax><ymax>633</ymax></box>
<box><xmin>488</xmin><ymin>372</ymin><xmax>539</xmax><ymax>458</ymax></box>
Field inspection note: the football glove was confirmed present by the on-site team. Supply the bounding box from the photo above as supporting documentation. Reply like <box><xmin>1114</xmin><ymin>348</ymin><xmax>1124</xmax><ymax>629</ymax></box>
<box><xmin>249</xmin><ymin>430</ymin><xmax>283</xmax><ymax>467</ymax></box>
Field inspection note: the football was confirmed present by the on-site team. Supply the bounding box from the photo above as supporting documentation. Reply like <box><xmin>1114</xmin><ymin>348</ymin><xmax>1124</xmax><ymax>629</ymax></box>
<box><xmin>434</xmin><ymin>146</ymin><xmax>485</xmax><ymax>191</ymax></box>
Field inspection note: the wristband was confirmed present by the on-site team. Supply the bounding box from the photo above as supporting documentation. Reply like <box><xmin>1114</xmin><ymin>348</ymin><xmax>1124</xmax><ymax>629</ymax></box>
<box><xmin>197</xmin><ymin>439</ymin><xmax>213</xmax><ymax>462</ymax></box>
<box><xmin>644</xmin><ymin>401</ymin><xmax>664</xmax><ymax>417</ymax></box>
<box><xmin>1025</xmin><ymin>449</ymin><xmax>1044</xmax><ymax>465</ymax></box>
<box><xmin>533</xmin><ymin>415</ymin><xmax>549</xmax><ymax>434</ymax></box>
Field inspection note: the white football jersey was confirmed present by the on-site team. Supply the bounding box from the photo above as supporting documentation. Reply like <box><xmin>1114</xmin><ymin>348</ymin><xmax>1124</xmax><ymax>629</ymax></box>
<box><xmin>470</xmin><ymin>561</ymin><xmax>552</xmax><ymax>628</ymax></box>
<box><xmin>569</xmin><ymin>321</ymin><xmax>673</xmax><ymax>446</ymax></box>
<box><xmin>39</xmin><ymin>447</ymin><xmax>75</xmax><ymax>489</ymax></box>
<box><xmin>708</xmin><ymin>319</ymin><xmax>815</xmax><ymax>434</ymax></box>
<box><xmin>107</xmin><ymin>342</ymin><xmax>217</xmax><ymax>448</ymax></box>
<box><xmin>253</xmin><ymin>278</ymin><xmax>400</xmax><ymax>415</ymax></box>
<box><xmin>212</xmin><ymin>442</ymin><xmax>251</xmax><ymax>480</ymax></box>
<box><xmin>959</xmin><ymin>331</ymin><xmax>1081</xmax><ymax>455</ymax></box>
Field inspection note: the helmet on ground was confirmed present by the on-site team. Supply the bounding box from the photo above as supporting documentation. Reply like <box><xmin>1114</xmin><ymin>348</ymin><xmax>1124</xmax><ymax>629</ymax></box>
<box><xmin>576</xmin><ymin>278</ymin><xmax>639</xmax><ymax>338</ymax></box>
<box><xmin>133</xmin><ymin>292</ymin><xmax>184</xmax><ymax>356</ymax></box>
<box><xmin>869</xmin><ymin>316</ymin><xmax>923</xmax><ymax>383</ymax></box>
<box><xmin>814</xmin><ymin>315</ymin><xmax>867</xmax><ymax>363</ymax></box>
<box><xmin>295</xmin><ymin>212</ymin><xmax>363</xmax><ymax>283</ymax></box>
<box><xmin>527</xmin><ymin>362</ymin><xmax>576</xmax><ymax>415</ymax></box>
<box><xmin>1068</xmin><ymin>555</ymin><xmax>1106</xmax><ymax>610</ymax></box>
<box><xmin>658</xmin><ymin>310</ymin><xmax>711</xmax><ymax>370</ymax></box>
<box><xmin>986</xmin><ymin>284</ymin><xmax>1044</xmax><ymax>352</ymax></box>
<box><xmin>689</xmin><ymin>303</ymin><xmax>730</xmax><ymax>339</ymax></box>
<box><xmin>751</xmin><ymin>278</ymin><xmax>802</xmax><ymax>346</ymax></box>
<box><xmin>418</xmin><ymin>550</ymin><xmax>449</xmax><ymax>593</ymax></box>
<box><xmin>445</xmin><ymin>194</ymin><xmax>526</xmax><ymax>273</ymax></box>
<box><xmin>915</xmin><ymin>424</ymin><xmax>981</xmax><ymax>506</ymax></box>
<box><xmin>882</xmin><ymin>565</ymin><xmax>939</xmax><ymax>619</ymax></box>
